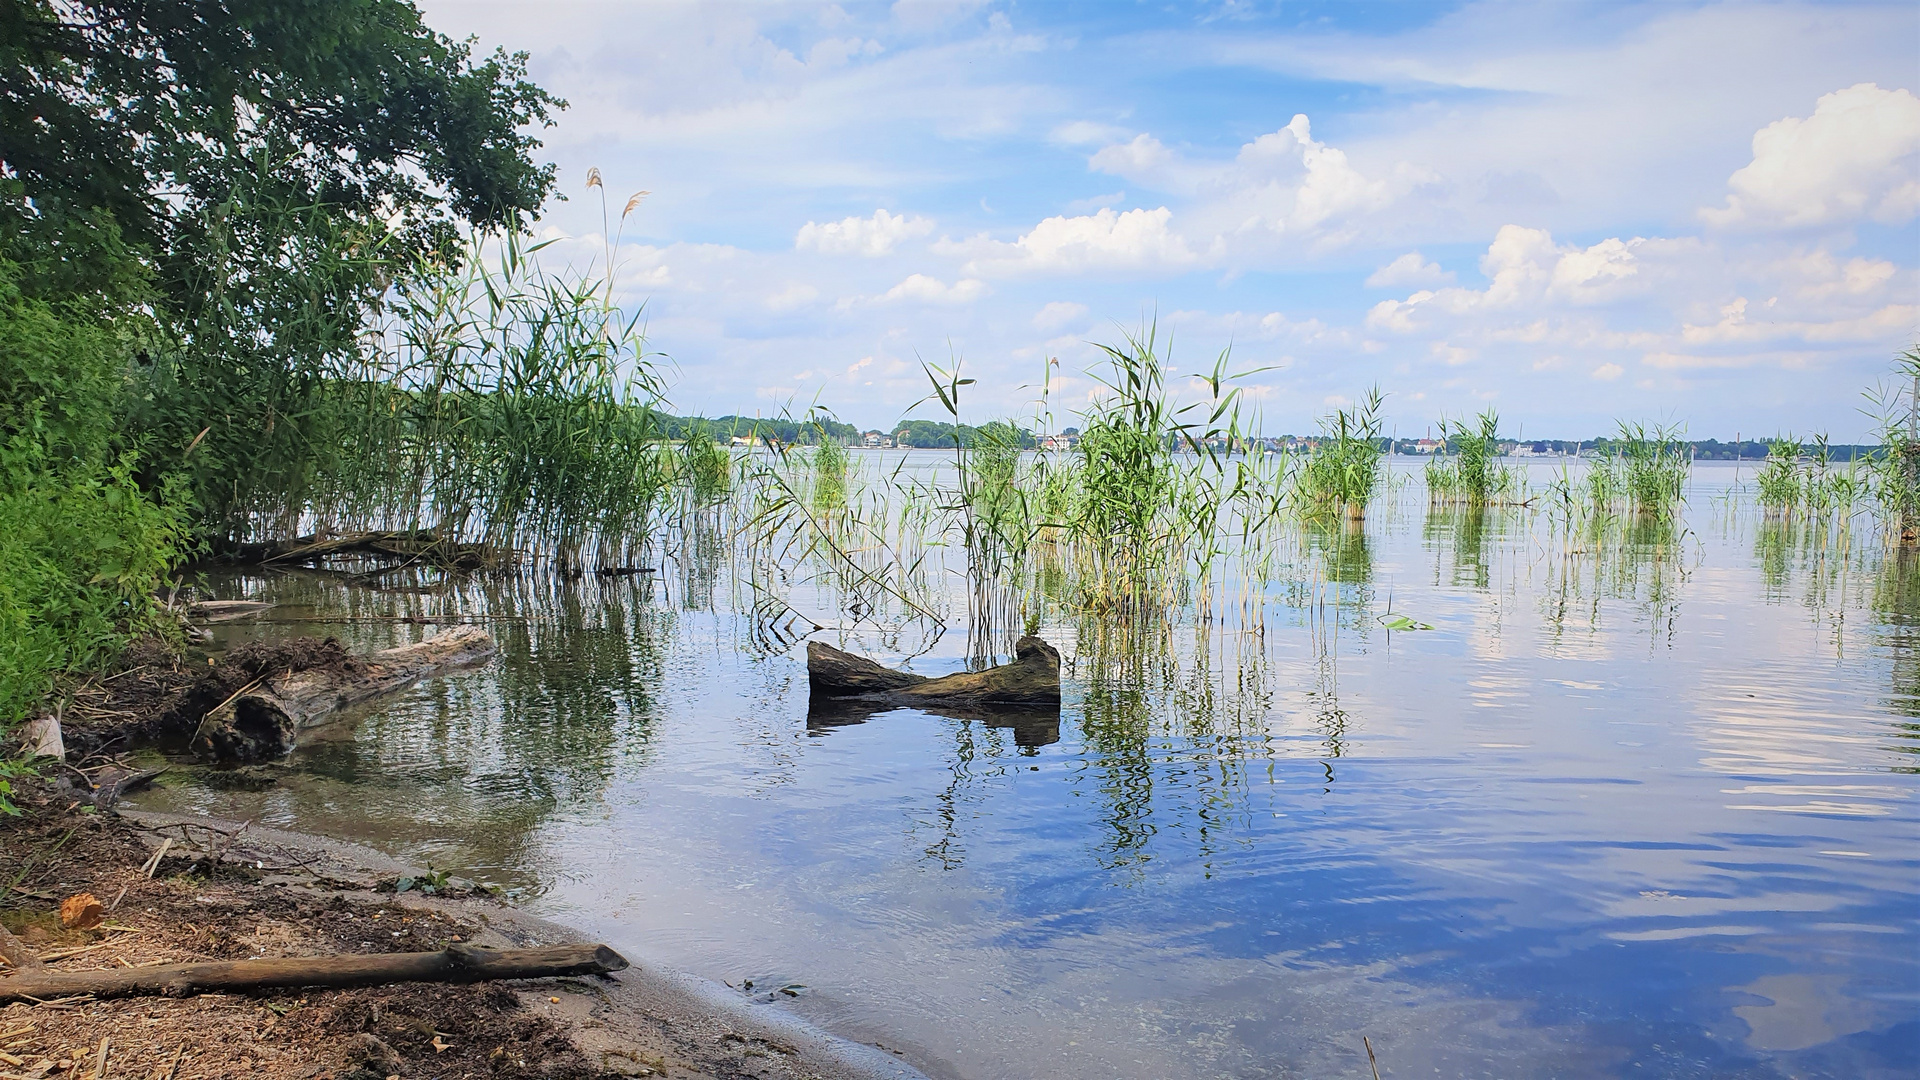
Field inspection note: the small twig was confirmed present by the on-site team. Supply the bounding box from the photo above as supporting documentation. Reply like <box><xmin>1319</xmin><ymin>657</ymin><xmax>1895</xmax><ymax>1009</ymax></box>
<box><xmin>17</xmin><ymin>992</ymin><xmax>92</xmax><ymax>1009</ymax></box>
<box><xmin>206</xmin><ymin>820</ymin><xmax>253</xmax><ymax>879</ymax></box>
<box><xmin>88</xmin><ymin>1035</ymin><xmax>107</xmax><ymax>1080</ymax></box>
<box><xmin>141</xmin><ymin>838</ymin><xmax>173</xmax><ymax>878</ymax></box>
<box><xmin>1364</xmin><ymin>1035</ymin><xmax>1380</xmax><ymax>1080</ymax></box>
<box><xmin>158</xmin><ymin>1045</ymin><xmax>184</xmax><ymax>1080</ymax></box>
<box><xmin>105</xmin><ymin>884</ymin><xmax>130</xmax><ymax>913</ymax></box>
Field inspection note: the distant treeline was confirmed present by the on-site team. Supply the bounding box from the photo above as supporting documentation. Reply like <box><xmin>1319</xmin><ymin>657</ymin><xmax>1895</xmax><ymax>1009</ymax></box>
<box><xmin>654</xmin><ymin>415</ymin><xmax>1883</xmax><ymax>460</ymax></box>
<box><xmin>656</xmin><ymin>414</ymin><xmax>1040</xmax><ymax>449</ymax></box>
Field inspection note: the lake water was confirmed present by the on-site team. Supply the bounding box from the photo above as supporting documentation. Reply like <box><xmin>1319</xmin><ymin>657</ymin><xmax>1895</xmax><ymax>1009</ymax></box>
<box><xmin>136</xmin><ymin>459</ymin><xmax>1919</xmax><ymax>1078</ymax></box>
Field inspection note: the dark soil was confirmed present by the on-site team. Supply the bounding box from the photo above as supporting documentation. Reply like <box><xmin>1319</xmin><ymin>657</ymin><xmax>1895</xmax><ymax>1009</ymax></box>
<box><xmin>0</xmin><ymin>781</ymin><xmax>630</xmax><ymax>1079</ymax></box>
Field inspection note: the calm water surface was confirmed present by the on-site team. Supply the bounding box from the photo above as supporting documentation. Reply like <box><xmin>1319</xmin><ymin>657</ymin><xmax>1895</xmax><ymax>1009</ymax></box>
<box><xmin>136</xmin><ymin>460</ymin><xmax>1919</xmax><ymax>1078</ymax></box>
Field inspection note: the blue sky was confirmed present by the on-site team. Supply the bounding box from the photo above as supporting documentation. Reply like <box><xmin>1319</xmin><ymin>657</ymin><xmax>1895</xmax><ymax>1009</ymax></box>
<box><xmin>420</xmin><ymin>0</ymin><xmax>1920</xmax><ymax>439</ymax></box>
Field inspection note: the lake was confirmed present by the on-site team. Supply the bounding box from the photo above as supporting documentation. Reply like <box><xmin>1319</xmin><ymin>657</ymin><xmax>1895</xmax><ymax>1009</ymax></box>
<box><xmin>135</xmin><ymin>458</ymin><xmax>1919</xmax><ymax>1078</ymax></box>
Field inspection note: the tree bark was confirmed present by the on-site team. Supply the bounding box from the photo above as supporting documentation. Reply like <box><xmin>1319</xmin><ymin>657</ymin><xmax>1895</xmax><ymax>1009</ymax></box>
<box><xmin>808</xmin><ymin>636</ymin><xmax>1060</xmax><ymax>706</ymax></box>
<box><xmin>0</xmin><ymin>943</ymin><xmax>627</xmax><ymax>1003</ymax></box>
<box><xmin>193</xmin><ymin>627</ymin><xmax>497</xmax><ymax>762</ymax></box>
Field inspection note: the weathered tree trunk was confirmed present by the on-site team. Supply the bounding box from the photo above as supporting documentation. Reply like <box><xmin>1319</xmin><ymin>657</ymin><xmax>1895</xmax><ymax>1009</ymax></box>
<box><xmin>807</xmin><ymin>636</ymin><xmax>1060</xmax><ymax>706</ymax></box>
<box><xmin>193</xmin><ymin>627</ymin><xmax>496</xmax><ymax>762</ymax></box>
<box><xmin>217</xmin><ymin>530</ymin><xmax>504</xmax><ymax>572</ymax></box>
<box><xmin>0</xmin><ymin>943</ymin><xmax>626</xmax><ymax>1003</ymax></box>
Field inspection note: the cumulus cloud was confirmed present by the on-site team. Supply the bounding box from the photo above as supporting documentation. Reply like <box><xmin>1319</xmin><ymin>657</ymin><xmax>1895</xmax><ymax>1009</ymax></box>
<box><xmin>796</xmin><ymin>209</ymin><xmax>936</xmax><ymax>256</ymax></box>
<box><xmin>1032</xmin><ymin>301</ymin><xmax>1088</xmax><ymax>331</ymax></box>
<box><xmin>1366</xmin><ymin>226</ymin><xmax>1705</xmax><ymax>330</ymax></box>
<box><xmin>881</xmin><ymin>273</ymin><xmax>988</xmax><ymax>304</ymax></box>
<box><xmin>1366</xmin><ymin>252</ymin><xmax>1454</xmax><ymax>288</ymax></box>
<box><xmin>1086</xmin><ymin>114</ymin><xmax>1436</xmax><ymax>255</ymax></box>
<box><xmin>1701</xmin><ymin>83</ymin><xmax>1920</xmax><ymax>229</ymax></box>
<box><xmin>945</xmin><ymin>206</ymin><xmax>1198</xmax><ymax>275</ymax></box>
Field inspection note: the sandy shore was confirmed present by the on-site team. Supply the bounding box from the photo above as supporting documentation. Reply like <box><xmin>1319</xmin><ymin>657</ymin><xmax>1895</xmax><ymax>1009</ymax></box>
<box><xmin>0</xmin><ymin>783</ymin><xmax>929</xmax><ymax>1080</ymax></box>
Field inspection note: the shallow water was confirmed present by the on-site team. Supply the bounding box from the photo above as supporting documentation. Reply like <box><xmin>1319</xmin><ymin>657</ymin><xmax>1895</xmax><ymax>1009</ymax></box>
<box><xmin>136</xmin><ymin>460</ymin><xmax>1919</xmax><ymax>1078</ymax></box>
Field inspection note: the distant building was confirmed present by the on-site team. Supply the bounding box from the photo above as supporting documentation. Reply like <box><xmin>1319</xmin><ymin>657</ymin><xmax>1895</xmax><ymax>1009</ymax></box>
<box><xmin>1413</xmin><ymin>438</ymin><xmax>1442</xmax><ymax>454</ymax></box>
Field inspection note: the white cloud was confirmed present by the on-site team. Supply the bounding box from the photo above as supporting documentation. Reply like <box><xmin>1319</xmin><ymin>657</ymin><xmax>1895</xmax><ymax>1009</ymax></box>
<box><xmin>1032</xmin><ymin>301</ymin><xmax>1088</xmax><ymax>331</ymax></box>
<box><xmin>1366</xmin><ymin>252</ymin><xmax>1454</xmax><ymax>288</ymax></box>
<box><xmin>796</xmin><ymin>209</ymin><xmax>936</xmax><ymax>256</ymax></box>
<box><xmin>1087</xmin><ymin>114</ymin><xmax>1436</xmax><ymax>254</ymax></box>
<box><xmin>1089</xmin><ymin>134</ymin><xmax>1184</xmax><ymax>188</ymax></box>
<box><xmin>1591</xmin><ymin>363</ymin><xmax>1624</xmax><ymax>381</ymax></box>
<box><xmin>946</xmin><ymin>206</ymin><xmax>1198</xmax><ymax>275</ymax></box>
<box><xmin>1702</xmin><ymin>83</ymin><xmax>1920</xmax><ymax>229</ymax></box>
<box><xmin>881</xmin><ymin>273</ymin><xmax>988</xmax><ymax>304</ymax></box>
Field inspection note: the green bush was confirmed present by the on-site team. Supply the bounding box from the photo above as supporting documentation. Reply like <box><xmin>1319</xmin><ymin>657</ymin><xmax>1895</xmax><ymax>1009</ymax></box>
<box><xmin>0</xmin><ymin>260</ymin><xmax>186</xmax><ymax>729</ymax></box>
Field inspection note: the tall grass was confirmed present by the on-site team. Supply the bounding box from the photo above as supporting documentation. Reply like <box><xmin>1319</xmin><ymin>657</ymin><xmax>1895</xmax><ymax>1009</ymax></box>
<box><xmin>1867</xmin><ymin>347</ymin><xmax>1920</xmax><ymax>545</ymax></box>
<box><xmin>1427</xmin><ymin>409</ymin><xmax>1521</xmax><ymax>505</ymax></box>
<box><xmin>1757</xmin><ymin>437</ymin><xmax>1803</xmax><ymax>512</ymax></box>
<box><xmin>1296</xmin><ymin>389</ymin><xmax>1386</xmax><ymax>520</ymax></box>
<box><xmin>1582</xmin><ymin>421</ymin><xmax>1688</xmax><ymax>518</ymax></box>
<box><xmin>266</xmin><ymin>230</ymin><xmax>677</xmax><ymax>570</ymax></box>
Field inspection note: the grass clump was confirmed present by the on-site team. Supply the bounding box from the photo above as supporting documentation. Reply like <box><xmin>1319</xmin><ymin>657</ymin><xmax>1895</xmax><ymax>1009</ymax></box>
<box><xmin>1867</xmin><ymin>347</ymin><xmax>1920</xmax><ymax>545</ymax></box>
<box><xmin>1757</xmin><ymin>437</ymin><xmax>1804</xmax><ymax>512</ymax></box>
<box><xmin>1297</xmin><ymin>389</ymin><xmax>1386</xmax><ymax>521</ymax></box>
<box><xmin>1427</xmin><ymin>409</ymin><xmax>1521</xmax><ymax>505</ymax></box>
<box><xmin>1584</xmin><ymin>421</ymin><xmax>1688</xmax><ymax>518</ymax></box>
<box><xmin>678</xmin><ymin>427</ymin><xmax>734</xmax><ymax>505</ymax></box>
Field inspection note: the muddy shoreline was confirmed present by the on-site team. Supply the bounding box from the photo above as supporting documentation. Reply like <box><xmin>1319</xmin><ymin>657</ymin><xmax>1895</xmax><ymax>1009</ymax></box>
<box><xmin>4</xmin><ymin>635</ymin><xmax>933</xmax><ymax>1080</ymax></box>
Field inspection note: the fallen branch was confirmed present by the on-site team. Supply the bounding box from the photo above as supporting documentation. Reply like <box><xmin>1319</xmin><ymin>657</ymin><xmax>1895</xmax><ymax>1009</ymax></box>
<box><xmin>808</xmin><ymin>635</ymin><xmax>1061</xmax><ymax>706</ymax></box>
<box><xmin>216</xmin><ymin>530</ymin><xmax>504</xmax><ymax>572</ymax></box>
<box><xmin>0</xmin><ymin>943</ymin><xmax>626</xmax><ymax>1003</ymax></box>
<box><xmin>192</xmin><ymin>627</ymin><xmax>496</xmax><ymax>762</ymax></box>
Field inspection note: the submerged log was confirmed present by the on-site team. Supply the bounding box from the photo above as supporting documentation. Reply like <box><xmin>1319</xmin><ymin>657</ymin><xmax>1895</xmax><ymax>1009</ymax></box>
<box><xmin>0</xmin><ymin>943</ymin><xmax>627</xmax><ymax>1004</ymax></box>
<box><xmin>806</xmin><ymin>636</ymin><xmax>1061</xmax><ymax>706</ymax></box>
<box><xmin>187</xmin><ymin>599</ymin><xmax>274</xmax><ymax>623</ymax></box>
<box><xmin>193</xmin><ymin>627</ymin><xmax>496</xmax><ymax>763</ymax></box>
<box><xmin>218</xmin><ymin>529</ymin><xmax>505</xmax><ymax>572</ymax></box>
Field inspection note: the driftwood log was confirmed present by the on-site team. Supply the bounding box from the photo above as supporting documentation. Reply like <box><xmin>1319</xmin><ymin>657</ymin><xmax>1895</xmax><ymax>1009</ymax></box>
<box><xmin>807</xmin><ymin>636</ymin><xmax>1061</xmax><ymax>706</ymax></box>
<box><xmin>0</xmin><ymin>943</ymin><xmax>626</xmax><ymax>1003</ymax></box>
<box><xmin>193</xmin><ymin>627</ymin><xmax>497</xmax><ymax>763</ymax></box>
<box><xmin>187</xmin><ymin>599</ymin><xmax>274</xmax><ymax>623</ymax></box>
<box><xmin>219</xmin><ymin>529</ymin><xmax>503</xmax><ymax>572</ymax></box>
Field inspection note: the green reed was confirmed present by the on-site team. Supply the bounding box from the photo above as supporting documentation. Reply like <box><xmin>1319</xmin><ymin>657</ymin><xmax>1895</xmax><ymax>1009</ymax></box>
<box><xmin>1866</xmin><ymin>347</ymin><xmax>1920</xmax><ymax>545</ymax></box>
<box><xmin>1583</xmin><ymin>421</ymin><xmax>1688</xmax><ymax>519</ymax></box>
<box><xmin>1295</xmin><ymin>388</ymin><xmax>1386</xmax><ymax>521</ymax></box>
<box><xmin>1426</xmin><ymin>409</ymin><xmax>1521</xmax><ymax>505</ymax></box>
<box><xmin>299</xmin><ymin>229</ymin><xmax>675</xmax><ymax>570</ymax></box>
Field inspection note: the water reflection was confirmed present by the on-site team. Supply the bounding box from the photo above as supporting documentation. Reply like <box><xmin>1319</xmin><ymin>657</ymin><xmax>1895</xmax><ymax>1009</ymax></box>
<box><xmin>140</xmin><ymin>569</ymin><xmax>672</xmax><ymax>888</ymax></box>
<box><xmin>131</xmin><ymin>463</ymin><xmax>1919</xmax><ymax>1078</ymax></box>
<box><xmin>806</xmin><ymin>699</ymin><xmax>1060</xmax><ymax>749</ymax></box>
